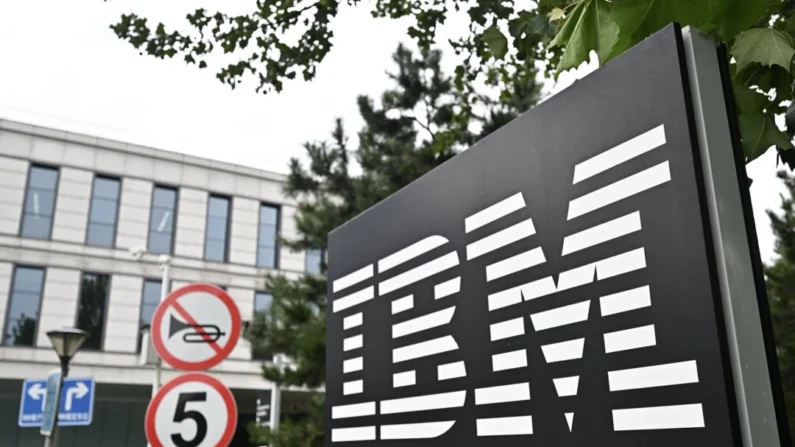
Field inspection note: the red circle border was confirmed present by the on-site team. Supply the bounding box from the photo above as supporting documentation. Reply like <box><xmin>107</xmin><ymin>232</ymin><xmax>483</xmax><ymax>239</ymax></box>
<box><xmin>151</xmin><ymin>283</ymin><xmax>242</xmax><ymax>371</ymax></box>
<box><xmin>145</xmin><ymin>373</ymin><xmax>238</xmax><ymax>447</ymax></box>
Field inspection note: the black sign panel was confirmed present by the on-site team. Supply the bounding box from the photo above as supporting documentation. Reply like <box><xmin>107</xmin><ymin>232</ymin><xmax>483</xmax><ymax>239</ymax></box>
<box><xmin>256</xmin><ymin>390</ymin><xmax>272</xmax><ymax>425</ymax></box>
<box><xmin>326</xmin><ymin>24</ymin><xmax>740</xmax><ymax>446</ymax></box>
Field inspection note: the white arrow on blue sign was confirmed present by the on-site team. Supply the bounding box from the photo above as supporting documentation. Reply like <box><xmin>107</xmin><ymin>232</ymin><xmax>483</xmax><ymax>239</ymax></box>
<box><xmin>18</xmin><ymin>377</ymin><xmax>95</xmax><ymax>428</ymax></box>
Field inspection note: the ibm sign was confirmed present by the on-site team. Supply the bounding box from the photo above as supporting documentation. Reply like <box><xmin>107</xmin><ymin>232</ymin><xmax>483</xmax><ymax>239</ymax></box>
<box><xmin>325</xmin><ymin>25</ymin><xmax>790</xmax><ymax>446</ymax></box>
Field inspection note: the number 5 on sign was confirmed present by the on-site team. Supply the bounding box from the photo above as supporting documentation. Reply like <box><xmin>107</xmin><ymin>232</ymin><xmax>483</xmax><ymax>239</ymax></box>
<box><xmin>145</xmin><ymin>374</ymin><xmax>237</xmax><ymax>447</ymax></box>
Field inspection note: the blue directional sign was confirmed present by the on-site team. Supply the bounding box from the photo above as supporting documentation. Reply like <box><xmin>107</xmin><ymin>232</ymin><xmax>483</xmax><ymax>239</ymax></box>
<box><xmin>18</xmin><ymin>376</ymin><xmax>95</xmax><ymax>428</ymax></box>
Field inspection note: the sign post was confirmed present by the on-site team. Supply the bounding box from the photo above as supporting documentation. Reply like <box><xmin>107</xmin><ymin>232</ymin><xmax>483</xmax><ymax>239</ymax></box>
<box><xmin>324</xmin><ymin>24</ymin><xmax>789</xmax><ymax>447</ymax></box>
<box><xmin>145</xmin><ymin>283</ymin><xmax>242</xmax><ymax>447</ymax></box>
<box><xmin>40</xmin><ymin>369</ymin><xmax>61</xmax><ymax>439</ymax></box>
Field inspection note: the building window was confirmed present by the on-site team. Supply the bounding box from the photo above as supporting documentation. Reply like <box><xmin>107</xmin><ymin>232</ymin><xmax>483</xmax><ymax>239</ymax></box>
<box><xmin>148</xmin><ymin>186</ymin><xmax>177</xmax><ymax>254</ymax></box>
<box><xmin>257</xmin><ymin>204</ymin><xmax>280</xmax><ymax>268</ymax></box>
<box><xmin>205</xmin><ymin>195</ymin><xmax>230</xmax><ymax>262</ymax></box>
<box><xmin>75</xmin><ymin>273</ymin><xmax>110</xmax><ymax>351</ymax></box>
<box><xmin>252</xmin><ymin>292</ymin><xmax>273</xmax><ymax>360</ymax></box>
<box><xmin>2</xmin><ymin>266</ymin><xmax>45</xmax><ymax>346</ymax></box>
<box><xmin>86</xmin><ymin>176</ymin><xmax>121</xmax><ymax>247</ymax></box>
<box><xmin>20</xmin><ymin>165</ymin><xmax>59</xmax><ymax>240</ymax></box>
<box><xmin>138</xmin><ymin>279</ymin><xmax>162</xmax><ymax>351</ymax></box>
<box><xmin>305</xmin><ymin>249</ymin><xmax>323</xmax><ymax>274</ymax></box>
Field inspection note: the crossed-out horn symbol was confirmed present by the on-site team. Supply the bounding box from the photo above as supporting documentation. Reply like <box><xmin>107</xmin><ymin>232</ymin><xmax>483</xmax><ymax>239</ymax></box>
<box><xmin>169</xmin><ymin>315</ymin><xmax>226</xmax><ymax>343</ymax></box>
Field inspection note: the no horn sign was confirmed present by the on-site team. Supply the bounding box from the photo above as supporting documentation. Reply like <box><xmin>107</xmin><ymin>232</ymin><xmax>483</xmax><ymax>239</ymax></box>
<box><xmin>151</xmin><ymin>283</ymin><xmax>242</xmax><ymax>371</ymax></box>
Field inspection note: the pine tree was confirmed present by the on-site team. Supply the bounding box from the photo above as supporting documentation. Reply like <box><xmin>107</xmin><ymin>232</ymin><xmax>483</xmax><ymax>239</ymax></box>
<box><xmin>766</xmin><ymin>171</ymin><xmax>795</xmax><ymax>443</ymax></box>
<box><xmin>245</xmin><ymin>43</ymin><xmax>540</xmax><ymax>446</ymax></box>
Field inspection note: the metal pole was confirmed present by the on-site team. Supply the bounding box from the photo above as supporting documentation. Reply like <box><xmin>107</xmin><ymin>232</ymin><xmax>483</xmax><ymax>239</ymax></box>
<box><xmin>46</xmin><ymin>357</ymin><xmax>70</xmax><ymax>447</ymax></box>
<box><xmin>147</xmin><ymin>257</ymin><xmax>170</xmax><ymax>447</ymax></box>
<box><xmin>152</xmin><ymin>258</ymin><xmax>169</xmax><ymax>399</ymax></box>
<box><xmin>269</xmin><ymin>356</ymin><xmax>282</xmax><ymax>431</ymax></box>
<box><xmin>269</xmin><ymin>385</ymin><xmax>281</xmax><ymax>431</ymax></box>
<box><xmin>154</xmin><ymin>257</ymin><xmax>170</xmax><ymax>396</ymax></box>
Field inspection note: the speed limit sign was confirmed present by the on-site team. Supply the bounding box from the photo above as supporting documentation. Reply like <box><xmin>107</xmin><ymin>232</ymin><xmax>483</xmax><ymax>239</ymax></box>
<box><xmin>145</xmin><ymin>373</ymin><xmax>238</xmax><ymax>447</ymax></box>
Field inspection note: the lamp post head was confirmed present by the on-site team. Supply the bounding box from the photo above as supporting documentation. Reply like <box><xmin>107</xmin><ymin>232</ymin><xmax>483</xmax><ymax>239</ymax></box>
<box><xmin>46</xmin><ymin>327</ymin><xmax>89</xmax><ymax>360</ymax></box>
<box><xmin>128</xmin><ymin>245</ymin><xmax>146</xmax><ymax>261</ymax></box>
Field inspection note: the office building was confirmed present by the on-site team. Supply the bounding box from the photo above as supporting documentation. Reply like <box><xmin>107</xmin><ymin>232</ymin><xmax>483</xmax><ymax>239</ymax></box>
<box><xmin>0</xmin><ymin>118</ymin><xmax>319</xmax><ymax>446</ymax></box>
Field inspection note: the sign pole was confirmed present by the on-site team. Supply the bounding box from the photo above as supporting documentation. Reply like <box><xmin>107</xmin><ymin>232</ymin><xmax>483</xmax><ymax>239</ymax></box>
<box><xmin>268</xmin><ymin>384</ymin><xmax>281</xmax><ymax>432</ymax></box>
<box><xmin>152</xmin><ymin>255</ymin><xmax>170</xmax><ymax>399</ymax></box>
<box><xmin>45</xmin><ymin>359</ymin><xmax>68</xmax><ymax>447</ymax></box>
<box><xmin>147</xmin><ymin>255</ymin><xmax>170</xmax><ymax>447</ymax></box>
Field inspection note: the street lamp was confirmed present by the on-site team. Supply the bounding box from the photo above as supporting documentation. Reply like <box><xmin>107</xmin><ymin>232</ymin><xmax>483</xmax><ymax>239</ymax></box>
<box><xmin>44</xmin><ymin>327</ymin><xmax>89</xmax><ymax>447</ymax></box>
<box><xmin>128</xmin><ymin>246</ymin><xmax>171</xmax><ymax>447</ymax></box>
<box><xmin>128</xmin><ymin>246</ymin><xmax>171</xmax><ymax>396</ymax></box>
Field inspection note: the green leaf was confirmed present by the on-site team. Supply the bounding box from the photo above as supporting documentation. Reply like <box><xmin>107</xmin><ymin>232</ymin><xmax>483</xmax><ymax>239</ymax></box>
<box><xmin>776</xmin><ymin>146</ymin><xmax>795</xmax><ymax>170</ymax></box>
<box><xmin>528</xmin><ymin>13</ymin><xmax>557</xmax><ymax>38</ymax></box>
<box><xmin>611</xmin><ymin>0</ymin><xmax>723</xmax><ymax>40</ymax></box>
<box><xmin>739</xmin><ymin>113</ymin><xmax>793</xmax><ymax>161</ymax></box>
<box><xmin>731</xmin><ymin>28</ymin><xmax>795</xmax><ymax>72</ymax></box>
<box><xmin>720</xmin><ymin>0</ymin><xmax>773</xmax><ymax>41</ymax></box>
<box><xmin>481</xmin><ymin>26</ymin><xmax>508</xmax><ymax>59</ymax></box>
<box><xmin>733</xmin><ymin>84</ymin><xmax>769</xmax><ymax>114</ymax></box>
<box><xmin>510</xmin><ymin>11</ymin><xmax>556</xmax><ymax>39</ymax></box>
<box><xmin>549</xmin><ymin>0</ymin><xmax>620</xmax><ymax>73</ymax></box>
<box><xmin>607</xmin><ymin>0</ymin><xmax>727</xmax><ymax>61</ymax></box>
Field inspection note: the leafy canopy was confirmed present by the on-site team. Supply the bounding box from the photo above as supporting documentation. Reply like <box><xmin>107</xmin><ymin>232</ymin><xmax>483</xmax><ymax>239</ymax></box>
<box><xmin>107</xmin><ymin>0</ymin><xmax>795</xmax><ymax>167</ymax></box>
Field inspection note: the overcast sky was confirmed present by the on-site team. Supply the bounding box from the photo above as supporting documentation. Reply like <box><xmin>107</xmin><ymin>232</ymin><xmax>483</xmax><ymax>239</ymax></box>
<box><xmin>0</xmin><ymin>0</ymin><xmax>787</xmax><ymax>263</ymax></box>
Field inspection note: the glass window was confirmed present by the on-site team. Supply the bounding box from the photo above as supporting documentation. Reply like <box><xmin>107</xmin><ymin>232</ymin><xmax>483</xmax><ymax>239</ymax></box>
<box><xmin>305</xmin><ymin>249</ymin><xmax>323</xmax><ymax>274</ymax></box>
<box><xmin>86</xmin><ymin>176</ymin><xmax>121</xmax><ymax>247</ymax></box>
<box><xmin>148</xmin><ymin>186</ymin><xmax>177</xmax><ymax>254</ymax></box>
<box><xmin>205</xmin><ymin>195</ymin><xmax>230</xmax><ymax>262</ymax></box>
<box><xmin>252</xmin><ymin>292</ymin><xmax>273</xmax><ymax>361</ymax></box>
<box><xmin>257</xmin><ymin>205</ymin><xmax>280</xmax><ymax>268</ymax></box>
<box><xmin>21</xmin><ymin>166</ymin><xmax>59</xmax><ymax>240</ymax></box>
<box><xmin>76</xmin><ymin>273</ymin><xmax>110</xmax><ymax>351</ymax></box>
<box><xmin>138</xmin><ymin>279</ymin><xmax>162</xmax><ymax>352</ymax></box>
<box><xmin>2</xmin><ymin>266</ymin><xmax>45</xmax><ymax>346</ymax></box>
<box><xmin>254</xmin><ymin>292</ymin><xmax>272</xmax><ymax>313</ymax></box>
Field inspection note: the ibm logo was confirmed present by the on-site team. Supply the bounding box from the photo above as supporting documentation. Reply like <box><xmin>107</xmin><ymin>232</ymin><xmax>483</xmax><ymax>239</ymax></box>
<box><xmin>328</xmin><ymin>124</ymin><xmax>707</xmax><ymax>442</ymax></box>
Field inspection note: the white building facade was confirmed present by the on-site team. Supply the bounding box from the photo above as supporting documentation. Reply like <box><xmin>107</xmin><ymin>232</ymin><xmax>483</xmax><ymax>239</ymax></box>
<box><xmin>0</xmin><ymin>119</ymin><xmax>319</xmax><ymax>446</ymax></box>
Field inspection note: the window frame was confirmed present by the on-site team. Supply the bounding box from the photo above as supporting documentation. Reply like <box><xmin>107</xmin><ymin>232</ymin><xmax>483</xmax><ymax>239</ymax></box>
<box><xmin>251</xmin><ymin>290</ymin><xmax>274</xmax><ymax>361</ymax></box>
<box><xmin>256</xmin><ymin>202</ymin><xmax>281</xmax><ymax>269</ymax></box>
<box><xmin>305</xmin><ymin>248</ymin><xmax>325</xmax><ymax>274</ymax></box>
<box><xmin>204</xmin><ymin>194</ymin><xmax>232</xmax><ymax>263</ymax></box>
<box><xmin>19</xmin><ymin>164</ymin><xmax>60</xmax><ymax>241</ymax></box>
<box><xmin>147</xmin><ymin>184</ymin><xmax>180</xmax><ymax>255</ymax></box>
<box><xmin>1</xmin><ymin>264</ymin><xmax>47</xmax><ymax>347</ymax></box>
<box><xmin>137</xmin><ymin>277</ymin><xmax>170</xmax><ymax>352</ymax></box>
<box><xmin>74</xmin><ymin>271</ymin><xmax>112</xmax><ymax>352</ymax></box>
<box><xmin>84</xmin><ymin>174</ymin><xmax>122</xmax><ymax>248</ymax></box>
